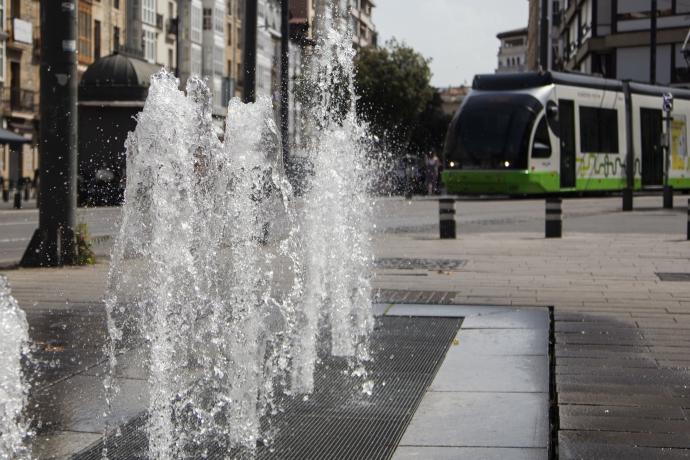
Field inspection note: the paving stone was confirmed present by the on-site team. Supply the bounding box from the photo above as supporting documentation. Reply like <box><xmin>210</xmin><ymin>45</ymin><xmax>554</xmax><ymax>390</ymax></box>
<box><xmin>393</xmin><ymin>446</ymin><xmax>548</xmax><ymax>460</ymax></box>
<box><xmin>385</xmin><ymin>303</ymin><xmax>511</xmax><ymax>318</ymax></box>
<box><xmin>32</xmin><ymin>431</ymin><xmax>102</xmax><ymax>460</ymax></box>
<box><xmin>431</xmin><ymin>354</ymin><xmax>548</xmax><ymax>393</ymax></box>
<box><xmin>559</xmin><ymin>404</ymin><xmax>687</xmax><ymax>420</ymax></box>
<box><xmin>399</xmin><ymin>391</ymin><xmax>549</xmax><ymax>448</ymax></box>
<box><xmin>32</xmin><ymin>375</ymin><xmax>148</xmax><ymax>434</ymax></box>
<box><xmin>460</xmin><ymin>309</ymin><xmax>549</xmax><ymax>330</ymax></box>
<box><xmin>559</xmin><ymin>430</ymin><xmax>690</xmax><ymax>451</ymax></box>
<box><xmin>560</xmin><ymin>415</ymin><xmax>690</xmax><ymax>434</ymax></box>
<box><xmin>454</xmin><ymin>328</ymin><xmax>548</xmax><ymax>356</ymax></box>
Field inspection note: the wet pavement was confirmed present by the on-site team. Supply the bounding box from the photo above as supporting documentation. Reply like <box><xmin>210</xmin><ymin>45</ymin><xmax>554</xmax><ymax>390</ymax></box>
<box><xmin>3</xmin><ymin>194</ymin><xmax>690</xmax><ymax>458</ymax></box>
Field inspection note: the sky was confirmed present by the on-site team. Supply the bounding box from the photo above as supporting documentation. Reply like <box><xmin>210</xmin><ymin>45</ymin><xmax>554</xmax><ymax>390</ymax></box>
<box><xmin>373</xmin><ymin>0</ymin><xmax>529</xmax><ymax>88</ymax></box>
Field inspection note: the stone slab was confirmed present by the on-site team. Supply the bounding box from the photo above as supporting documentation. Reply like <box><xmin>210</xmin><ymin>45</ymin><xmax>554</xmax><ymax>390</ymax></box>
<box><xmin>32</xmin><ymin>374</ymin><xmax>148</xmax><ymax>434</ymax></box>
<box><xmin>461</xmin><ymin>309</ymin><xmax>549</xmax><ymax>330</ymax></box>
<box><xmin>454</xmin><ymin>328</ymin><xmax>548</xmax><ymax>356</ymax></box>
<box><xmin>430</xmin><ymin>354</ymin><xmax>549</xmax><ymax>393</ymax></box>
<box><xmin>385</xmin><ymin>303</ymin><xmax>512</xmax><ymax>318</ymax></box>
<box><xmin>398</xmin><ymin>391</ymin><xmax>549</xmax><ymax>448</ymax></box>
<box><xmin>31</xmin><ymin>431</ymin><xmax>102</xmax><ymax>460</ymax></box>
<box><xmin>393</xmin><ymin>446</ymin><xmax>548</xmax><ymax>460</ymax></box>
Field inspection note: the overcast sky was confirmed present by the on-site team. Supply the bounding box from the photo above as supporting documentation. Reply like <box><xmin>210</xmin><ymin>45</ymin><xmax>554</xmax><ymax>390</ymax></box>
<box><xmin>373</xmin><ymin>0</ymin><xmax>529</xmax><ymax>88</ymax></box>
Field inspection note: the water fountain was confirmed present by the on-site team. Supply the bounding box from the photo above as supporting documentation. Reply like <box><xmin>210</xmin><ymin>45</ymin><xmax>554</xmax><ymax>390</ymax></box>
<box><xmin>103</xmin><ymin>0</ymin><xmax>374</xmax><ymax>457</ymax></box>
<box><xmin>0</xmin><ymin>276</ymin><xmax>31</xmax><ymax>459</ymax></box>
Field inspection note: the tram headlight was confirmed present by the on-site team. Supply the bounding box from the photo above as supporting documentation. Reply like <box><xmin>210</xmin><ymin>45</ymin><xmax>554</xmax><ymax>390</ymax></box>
<box><xmin>504</xmin><ymin>161</ymin><xmax>510</xmax><ymax>168</ymax></box>
<box><xmin>449</xmin><ymin>161</ymin><xmax>455</xmax><ymax>168</ymax></box>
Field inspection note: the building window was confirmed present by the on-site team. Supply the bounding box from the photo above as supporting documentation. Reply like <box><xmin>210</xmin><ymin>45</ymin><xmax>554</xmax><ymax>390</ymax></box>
<box><xmin>214</xmin><ymin>44</ymin><xmax>224</xmax><ymax>74</ymax></box>
<box><xmin>78</xmin><ymin>7</ymin><xmax>93</xmax><ymax>63</ymax></box>
<box><xmin>114</xmin><ymin>0</ymin><xmax>119</xmax><ymax>9</ymax></box>
<box><xmin>10</xmin><ymin>0</ymin><xmax>18</xmax><ymax>17</ymax></box>
<box><xmin>168</xmin><ymin>48</ymin><xmax>174</xmax><ymax>70</ymax></box>
<box><xmin>168</xmin><ymin>2</ymin><xmax>174</xmax><ymax>20</ymax></box>
<box><xmin>532</xmin><ymin>118</ymin><xmax>551</xmax><ymax>158</ymax></box>
<box><xmin>94</xmin><ymin>20</ymin><xmax>101</xmax><ymax>60</ymax></box>
<box><xmin>227</xmin><ymin>22</ymin><xmax>232</xmax><ymax>45</ymax></box>
<box><xmin>113</xmin><ymin>26</ymin><xmax>120</xmax><ymax>51</ymax></box>
<box><xmin>579</xmin><ymin>107</ymin><xmax>619</xmax><ymax>153</ymax></box>
<box><xmin>142</xmin><ymin>0</ymin><xmax>156</xmax><ymax>25</ymax></box>
<box><xmin>143</xmin><ymin>29</ymin><xmax>156</xmax><ymax>63</ymax></box>
<box><xmin>191</xmin><ymin>4</ymin><xmax>202</xmax><ymax>43</ymax></box>
<box><xmin>0</xmin><ymin>43</ymin><xmax>4</xmax><ymax>83</ymax></box>
<box><xmin>203</xmin><ymin>8</ymin><xmax>212</xmax><ymax>30</ymax></box>
<box><xmin>191</xmin><ymin>46</ymin><xmax>202</xmax><ymax>75</ymax></box>
<box><xmin>215</xmin><ymin>7</ymin><xmax>224</xmax><ymax>33</ymax></box>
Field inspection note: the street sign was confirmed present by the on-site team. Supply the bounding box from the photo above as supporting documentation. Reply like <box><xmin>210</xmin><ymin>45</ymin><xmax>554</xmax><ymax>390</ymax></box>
<box><xmin>663</xmin><ymin>92</ymin><xmax>674</xmax><ymax>113</ymax></box>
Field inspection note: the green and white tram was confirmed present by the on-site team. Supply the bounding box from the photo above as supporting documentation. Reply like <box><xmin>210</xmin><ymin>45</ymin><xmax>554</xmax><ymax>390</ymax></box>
<box><xmin>442</xmin><ymin>71</ymin><xmax>690</xmax><ymax>195</ymax></box>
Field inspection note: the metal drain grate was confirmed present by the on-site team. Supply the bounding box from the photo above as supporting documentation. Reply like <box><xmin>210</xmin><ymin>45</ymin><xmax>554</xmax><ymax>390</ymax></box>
<box><xmin>74</xmin><ymin>316</ymin><xmax>461</xmax><ymax>460</ymax></box>
<box><xmin>656</xmin><ymin>272</ymin><xmax>690</xmax><ymax>281</ymax></box>
<box><xmin>375</xmin><ymin>258</ymin><xmax>465</xmax><ymax>271</ymax></box>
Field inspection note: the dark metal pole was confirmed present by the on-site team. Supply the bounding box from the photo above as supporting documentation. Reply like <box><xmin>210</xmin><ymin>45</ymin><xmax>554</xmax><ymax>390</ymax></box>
<box><xmin>651</xmin><ymin>0</ymin><xmax>657</xmax><ymax>84</ymax></box>
<box><xmin>21</xmin><ymin>0</ymin><xmax>78</xmax><ymax>266</ymax></box>
<box><xmin>545</xmin><ymin>198</ymin><xmax>562</xmax><ymax>238</ymax></box>
<box><xmin>623</xmin><ymin>81</ymin><xmax>634</xmax><ymax>211</ymax></box>
<box><xmin>280</xmin><ymin>0</ymin><xmax>290</xmax><ymax>166</ymax></box>
<box><xmin>243</xmin><ymin>0</ymin><xmax>257</xmax><ymax>103</ymax></box>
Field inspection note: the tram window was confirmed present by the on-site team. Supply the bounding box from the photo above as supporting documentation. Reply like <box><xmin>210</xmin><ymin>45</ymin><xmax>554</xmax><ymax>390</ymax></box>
<box><xmin>532</xmin><ymin>118</ymin><xmax>551</xmax><ymax>158</ymax></box>
<box><xmin>579</xmin><ymin>106</ymin><xmax>619</xmax><ymax>153</ymax></box>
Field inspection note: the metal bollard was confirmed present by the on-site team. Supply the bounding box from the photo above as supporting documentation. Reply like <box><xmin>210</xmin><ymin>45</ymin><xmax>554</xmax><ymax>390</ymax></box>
<box><xmin>23</xmin><ymin>185</ymin><xmax>30</xmax><ymax>200</ymax></box>
<box><xmin>1</xmin><ymin>189</ymin><xmax>8</xmax><ymax>202</ymax></box>
<box><xmin>439</xmin><ymin>198</ymin><xmax>456</xmax><ymax>239</ymax></box>
<box><xmin>687</xmin><ymin>199</ymin><xmax>690</xmax><ymax>241</ymax></box>
<box><xmin>664</xmin><ymin>185</ymin><xmax>674</xmax><ymax>209</ymax></box>
<box><xmin>545</xmin><ymin>198</ymin><xmax>562</xmax><ymax>238</ymax></box>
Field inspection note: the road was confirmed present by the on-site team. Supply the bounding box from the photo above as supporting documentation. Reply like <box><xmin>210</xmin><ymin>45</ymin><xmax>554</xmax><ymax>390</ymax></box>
<box><xmin>1</xmin><ymin>194</ymin><xmax>687</xmax><ymax>265</ymax></box>
<box><xmin>0</xmin><ymin>206</ymin><xmax>121</xmax><ymax>265</ymax></box>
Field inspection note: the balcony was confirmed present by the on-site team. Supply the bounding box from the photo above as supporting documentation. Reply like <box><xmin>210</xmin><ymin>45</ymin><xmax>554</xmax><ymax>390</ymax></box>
<box><xmin>2</xmin><ymin>87</ymin><xmax>35</xmax><ymax>113</ymax></box>
<box><xmin>166</xmin><ymin>18</ymin><xmax>178</xmax><ymax>38</ymax></box>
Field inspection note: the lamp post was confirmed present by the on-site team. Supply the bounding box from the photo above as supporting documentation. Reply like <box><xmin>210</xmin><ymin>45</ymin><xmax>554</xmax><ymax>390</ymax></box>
<box><xmin>280</xmin><ymin>0</ymin><xmax>290</xmax><ymax>166</ymax></box>
<box><xmin>21</xmin><ymin>0</ymin><xmax>78</xmax><ymax>267</ymax></box>
<box><xmin>651</xmin><ymin>0</ymin><xmax>657</xmax><ymax>84</ymax></box>
<box><xmin>243</xmin><ymin>0</ymin><xmax>258</xmax><ymax>103</ymax></box>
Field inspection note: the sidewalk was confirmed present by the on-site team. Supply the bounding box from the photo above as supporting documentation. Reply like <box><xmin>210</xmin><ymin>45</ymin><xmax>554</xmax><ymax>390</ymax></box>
<box><xmin>373</xmin><ymin>198</ymin><xmax>690</xmax><ymax>458</ymax></box>
<box><xmin>2</xmin><ymin>195</ymin><xmax>690</xmax><ymax>458</ymax></box>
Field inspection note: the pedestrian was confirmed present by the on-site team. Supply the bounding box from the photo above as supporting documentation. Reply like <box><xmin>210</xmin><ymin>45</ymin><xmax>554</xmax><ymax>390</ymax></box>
<box><xmin>425</xmin><ymin>152</ymin><xmax>440</xmax><ymax>195</ymax></box>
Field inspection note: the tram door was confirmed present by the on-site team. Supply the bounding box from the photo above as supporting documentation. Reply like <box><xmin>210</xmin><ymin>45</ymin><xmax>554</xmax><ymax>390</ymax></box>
<box><xmin>559</xmin><ymin>99</ymin><xmax>576</xmax><ymax>188</ymax></box>
<box><xmin>640</xmin><ymin>108</ymin><xmax>664</xmax><ymax>186</ymax></box>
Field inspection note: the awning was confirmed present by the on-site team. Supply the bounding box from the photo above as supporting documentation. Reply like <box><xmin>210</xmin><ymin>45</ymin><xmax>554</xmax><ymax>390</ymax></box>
<box><xmin>0</xmin><ymin>127</ymin><xmax>29</xmax><ymax>145</ymax></box>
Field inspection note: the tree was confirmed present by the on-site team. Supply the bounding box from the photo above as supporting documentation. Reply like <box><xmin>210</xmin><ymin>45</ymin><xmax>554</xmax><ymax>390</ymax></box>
<box><xmin>355</xmin><ymin>40</ymin><xmax>434</xmax><ymax>156</ymax></box>
<box><xmin>409</xmin><ymin>91</ymin><xmax>453</xmax><ymax>157</ymax></box>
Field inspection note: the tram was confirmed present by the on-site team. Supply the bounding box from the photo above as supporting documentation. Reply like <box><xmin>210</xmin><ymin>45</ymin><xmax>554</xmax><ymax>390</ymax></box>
<box><xmin>442</xmin><ymin>71</ymin><xmax>690</xmax><ymax>195</ymax></box>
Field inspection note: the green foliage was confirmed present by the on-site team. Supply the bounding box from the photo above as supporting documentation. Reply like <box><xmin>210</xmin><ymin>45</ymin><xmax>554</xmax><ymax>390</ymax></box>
<box><xmin>355</xmin><ymin>40</ymin><xmax>436</xmax><ymax>156</ymax></box>
<box><xmin>74</xmin><ymin>222</ymin><xmax>96</xmax><ymax>265</ymax></box>
<box><xmin>409</xmin><ymin>91</ymin><xmax>453</xmax><ymax>156</ymax></box>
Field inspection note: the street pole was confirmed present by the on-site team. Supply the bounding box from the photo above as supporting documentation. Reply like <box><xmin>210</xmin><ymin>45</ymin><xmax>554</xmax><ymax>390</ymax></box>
<box><xmin>651</xmin><ymin>0</ymin><xmax>657</xmax><ymax>84</ymax></box>
<box><xmin>243</xmin><ymin>0</ymin><xmax>258</xmax><ymax>103</ymax></box>
<box><xmin>622</xmin><ymin>81</ymin><xmax>634</xmax><ymax>211</ymax></box>
<box><xmin>280</xmin><ymin>0</ymin><xmax>290</xmax><ymax>168</ymax></box>
<box><xmin>663</xmin><ymin>92</ymin><xmax>674</xmax><ymax>209</ymax></box>
<box><xmin>21</xmin><ymin>0</ymin><xmax>78</xmax><ymax>267</ymax></box>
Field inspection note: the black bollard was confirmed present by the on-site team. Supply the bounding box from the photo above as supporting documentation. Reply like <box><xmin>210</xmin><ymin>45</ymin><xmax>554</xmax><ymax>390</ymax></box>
<box><xmin>439</xmin><ymin>198</ymin><xmax>456</xmax><ymax>239</ymax></box>
<box><xmin>24</xmin><ymin>184</ymin><xmax>30</xmax><ymax>200</ymax></box>
<box><xmin>687</xmin><ymin>199</ymin><xmax>690</xmax><ymax>241</ymax></box>
<box><xmin>2</xmin><ymin>189</ymin><xmax>8</xmax><ymax>202</ymax></box>
<box><xmin>664</xmin><ymin>185</ymin><xmax>674</xmax><ymax>209</ymax></box>
<box><xmin>545</xmin><ymin>197</ymin><xmax>562</xmax><ymax>238</ymax></box>
<box><xmin>13</xmin><ymin>191</ymin><xmax>22</xmax><ymax>209</ymax></box>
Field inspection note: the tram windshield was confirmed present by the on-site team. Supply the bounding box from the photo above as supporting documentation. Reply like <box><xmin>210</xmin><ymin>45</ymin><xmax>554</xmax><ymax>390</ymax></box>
<box><xmin>445</xmin><ymin>93</ymin><xmax>543</xmax><ymax>169</ymax></box>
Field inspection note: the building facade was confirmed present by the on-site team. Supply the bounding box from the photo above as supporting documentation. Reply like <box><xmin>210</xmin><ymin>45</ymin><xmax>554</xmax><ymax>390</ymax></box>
<box><xmin>226</xmin><ymin>0</ymin><xmax>243</xmax><ymax>98</ymax></box>
<box><xmin>557</xmin><ymin>0</ymin><xmax>690</xmax><ymax>85</ymax></box>
<box><xmin>496</xmin><ymin>27</ymin><xmax>528</xmax><ymax>73</ymax></box>
<box><xmin>124</xmin><ymin>0</ymin><xmax>177</xmax><ymax>70</ymax></box>
<box><xmin>77</xmin><ymin>0</ymin><xmax>127</xmax><ymax>73</ymax></box>
<box><xmin>1</xmin><ymin>0</ymin><xmax>39</xmax><ymax>192</ymax></box>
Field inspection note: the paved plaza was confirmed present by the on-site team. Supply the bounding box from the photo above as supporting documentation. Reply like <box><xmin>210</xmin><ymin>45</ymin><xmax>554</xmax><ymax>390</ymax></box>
<box><xmin>2</xmin><ymin>194</ymin><xmax>690</xmax><ymax>458</ymax></box>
